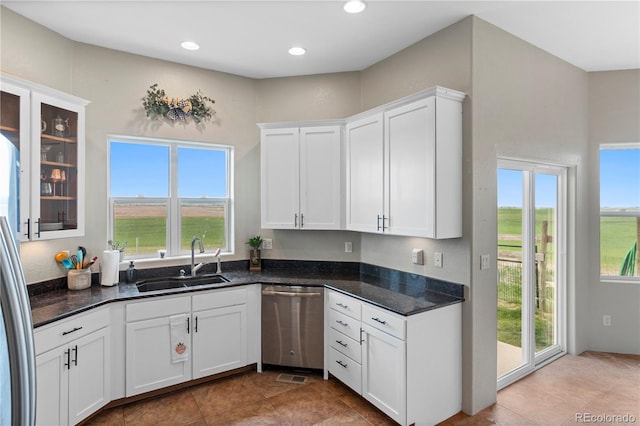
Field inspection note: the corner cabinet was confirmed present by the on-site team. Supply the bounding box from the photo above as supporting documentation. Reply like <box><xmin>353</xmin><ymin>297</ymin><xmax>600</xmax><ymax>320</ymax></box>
<box><xmin>326</xmin><ymin>289</ymin><xmax>462</xmax><ymax>426</ymax></box>
<box><xmin>0</xmin><ymin>73</ymin><xmax>89</xmax><ymax>241</ymax></box>
<box><xmin>259</xmin><ymin>122</ymin><xmax>343</xmax><ymax>230</ymax></box>
<box><xmin>346</xmin><ymin>86</ymin><xmax>464</xmax><ymax>239</ymax></box>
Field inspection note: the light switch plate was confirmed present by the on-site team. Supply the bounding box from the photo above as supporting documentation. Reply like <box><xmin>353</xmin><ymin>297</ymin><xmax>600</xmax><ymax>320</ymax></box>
<box><xmin>344</xmin><ymin>242</ymin><xmax>352</xmax><ymax>253</ymax></box>
<box><xmin>263</xmin><ymin>238</ymin><xmax>273</xmax><ymax>250</ymax></box>
<box><xmin>480</xmin><ymin>254</ymin><xmax>490</xmax><ymax>270</ymax></box>
<box><xmin>434</xmin><ymin>252</ymin><xmax>443</xmax><ymax>268</ymax></box>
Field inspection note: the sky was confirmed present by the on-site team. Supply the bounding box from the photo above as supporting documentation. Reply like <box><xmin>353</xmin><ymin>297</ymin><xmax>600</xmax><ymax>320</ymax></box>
<box><xmin>110</xmin><ymin>142</ymin><xmax>227</xmax><ymax>198</ymax></box>
<box><xmin>498</xmin><ymin>149</ymin><xmax>640</xmax><ymax>209</ymax></box>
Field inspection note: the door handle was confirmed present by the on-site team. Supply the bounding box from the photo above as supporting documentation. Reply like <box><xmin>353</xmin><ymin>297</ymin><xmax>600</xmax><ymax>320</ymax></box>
<box><xmin>187</xmin><ymin>317</ymin><xmax>190</xmax><ymax>334</ymax></box>
<box><xmin>195</xmin><ymin>316</ymin><xmax>198</xmax><ymax>333</ymax></box>
<box><xmin>72</xmin><ymin>345</ymin><xmax>78</xmax><ymax>366</ymax></box>
<box><xmin>24</xmin><ymin>218</ymin><xmax>30</xmax><ymax>238</ymax></box>
<box><xmin>35</xmin><ymin>218</ymin><xmax>41</xmax><ymax>238</ymax></box>
<box><xmin>64</xmin><ymin>348</ymin><xmax>70</xmax><ymax>370</ymax></box>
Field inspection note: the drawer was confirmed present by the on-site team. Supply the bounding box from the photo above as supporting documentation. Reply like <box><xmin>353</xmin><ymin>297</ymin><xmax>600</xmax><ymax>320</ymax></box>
<box><xmin>329</xmin><ymin>327</ymin><xmax>361</xmax><ymax>363</ymax></box>
<box><xmin>362</xmin><ymin>303</ymin><xmax>406</xmax><ymax>340</ymax></box>
<box><xmin>328</xmin><ymin>309</ymin><xmax>361</xmax><ymax>342</ymax></box>
<box><xmin>35</xmin><ymin>307</ymin><xmax>110</xmax><ymax>355</ymax></box>
<box><xmin>329</xmin><ymin>347</ymin><xmax>362</xmax><ymax>394</ymax></box>
<box><xmin>126</xmin><ymin>295</ymin><xmax>191</xmax><ymax>322</ymax></box>
<box><xmin>328</xmin><ymin>290</ymin><xmax>361</xmax><ymax>320</ymax></box>
<box><xmin>192</xmin><ymin>287</ymin><xmax>246</xmax><ymax>311</ymax></box>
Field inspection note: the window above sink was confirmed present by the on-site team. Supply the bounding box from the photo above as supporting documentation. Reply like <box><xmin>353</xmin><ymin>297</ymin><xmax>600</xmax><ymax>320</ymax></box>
<box><xmin>108</xmin><ymin>136</ymin><xmax>234</xmax><ymax>260</ymax></box>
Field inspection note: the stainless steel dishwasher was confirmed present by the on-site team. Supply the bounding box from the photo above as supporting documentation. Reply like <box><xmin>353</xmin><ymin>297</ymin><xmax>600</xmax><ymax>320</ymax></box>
<box><xmin>261</xmin><ymin>285</ymin><xmax>324</xmax><ymax>369</ymax></box>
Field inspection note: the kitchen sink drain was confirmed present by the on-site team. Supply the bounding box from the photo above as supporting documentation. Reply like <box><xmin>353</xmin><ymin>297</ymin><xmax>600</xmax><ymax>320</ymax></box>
<box><xmin>276</xmin><ymin>373</ymin><xmax>307</xmax><ymax>384</ymax></box>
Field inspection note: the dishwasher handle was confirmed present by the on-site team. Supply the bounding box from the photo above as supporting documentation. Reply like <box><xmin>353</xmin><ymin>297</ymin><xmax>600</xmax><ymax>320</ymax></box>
<box><xmin>262</xmin><ymin>289</ymin><xmax>323</xmax><ymax>297</ymax></box>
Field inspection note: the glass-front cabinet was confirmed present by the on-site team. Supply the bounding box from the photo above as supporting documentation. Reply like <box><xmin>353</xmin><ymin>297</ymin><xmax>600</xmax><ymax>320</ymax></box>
<box><xmin>0</xmin><ymin>73</ymin><xmax>88</xmax><ymax>240</ymax></box>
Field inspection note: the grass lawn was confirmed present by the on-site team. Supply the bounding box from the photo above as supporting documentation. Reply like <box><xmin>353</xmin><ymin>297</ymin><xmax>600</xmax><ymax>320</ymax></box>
<box><xmin>498</xmin><ymin>207</ymin><xmax>638</xmax><ymax>275</ymax></box>
<box><xmin>114</xmin><ymin>216</ymin><xmax>225</xmax><ymax>255</ymax></box>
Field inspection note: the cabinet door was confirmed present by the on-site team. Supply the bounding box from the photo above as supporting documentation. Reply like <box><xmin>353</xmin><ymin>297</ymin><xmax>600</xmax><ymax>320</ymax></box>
<box><xmin>299</xmin><ymin>126</ymin><xmax>342</xmax><ymax>229</ymax></box>
<box><xmin>68</xmin><ymin>328</ymin><xmax>110</xmax><ymax>425</ymax></box>
<box><xmin>384</xmin><ymin>97</ymin><xmax>435</xmax><ymax>237</ymax></box>
<box><xmin>126</xmin><ymin>316</ymin><xmax>191</xmax><ymax>396</ymax></box>
<box><xmin>35</xmin><ymin>348</ymin><xmax>68</xmax><ymax>426</ymax></box>
<box><xmin>361</xmin><ymin>323</ymin><xmax>406</xmax><ymax>425</ymax></box>
<box><xmin>0</xmin><ymin>81</ymin><xmax>31</xmax><ymax>241</ymax></box>
<box><xmin>345</xmin><ymin>113</ymin><xmax>384</xmax><ymax>233</ymax></box>
<box><xmin>260</xmin><ymin>128</ymin><xmax>300</xmax><ymax>229</ymax></box>
<box><xmin>30</xmin><ymin>92</ymin><xmax>85</xmax><ymax>240</ymax></box>
<box><xmin>192</xmin><ymin>304</ymin><xmax>247</xmax><ymax>379</ymax></box>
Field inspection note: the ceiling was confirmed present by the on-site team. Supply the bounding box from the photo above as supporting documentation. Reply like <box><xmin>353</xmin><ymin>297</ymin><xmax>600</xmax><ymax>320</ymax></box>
<box><xmin>3</xmin><ymin>1</ymin><xmax>639</xmax><ymax>79</ymax></box>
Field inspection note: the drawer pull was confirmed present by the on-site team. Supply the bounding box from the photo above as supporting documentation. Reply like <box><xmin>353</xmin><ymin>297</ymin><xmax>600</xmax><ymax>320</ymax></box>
<box><xmin>336</xmin><ymin>302</ymin><xmax>348</xmax><ymax>309</ymax></box>
<box><xmin>335</xmin><ymin>320</ymin><xmax>348</xmax><ymax>327</ymax></box>
<box><xmin>336</xmin><ymin>360</ymin><xmax>348</xmax><ymax>368</ymax></box>
<box><xmin>335</xmin><ymin>340</ymin><xmax>348</xmax><ymax>347</ymax></box>
<box><xmin>62</xmin><ymin>326</ymin><xmax>83</xmax><ymax>336</ymax></box>
<box><xmin>371</xmin><ymin>317</ymin><xmax>387</xmax><ymax>325</ymax></box>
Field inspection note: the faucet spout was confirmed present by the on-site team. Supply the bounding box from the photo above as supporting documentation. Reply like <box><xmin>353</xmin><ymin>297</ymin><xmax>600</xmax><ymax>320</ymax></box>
<box><xmin>213</xmin><ymin>248</ymin><xmax>222</xmax><ymax>274</ymax></box>
<box><xmin>191</xmin><ymin>236</ymin><xmax>205</xmax><ymax>277</ymax></box>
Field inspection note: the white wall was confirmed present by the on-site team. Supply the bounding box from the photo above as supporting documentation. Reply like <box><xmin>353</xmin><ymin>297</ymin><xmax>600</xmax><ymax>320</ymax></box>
<box><xmin>587</xmin><ymin>70</ymin><xmax>640</xmax><ymax>354</ymax></box>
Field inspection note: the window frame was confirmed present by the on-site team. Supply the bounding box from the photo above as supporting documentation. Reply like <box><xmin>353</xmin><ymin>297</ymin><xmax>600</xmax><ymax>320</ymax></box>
<box><xmin>108</xmin><ymin>135</ymin><xmax>234</xmax><ymax>261</ymax></box>
<box><xmin>599</xmin><ymin>142</ymin><xmax>639</xmax><ymax>284</ymax></box>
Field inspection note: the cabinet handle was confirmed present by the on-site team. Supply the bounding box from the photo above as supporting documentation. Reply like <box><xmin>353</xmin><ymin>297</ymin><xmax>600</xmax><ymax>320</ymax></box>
<box><xmin>335</xmin><ymin>320</ymin><xmax>348</xmax><ymax>327</ymax></box>
<box><xmin>24</xmin><ymin>218</ymin><xmax>30</xmax><ymax>238</ymax></box>
<box><xmin>371</xmin><ymin>317</ymin><xmax>387</xmax><ymax>325</ymax></box>
<box><xmin>35</xmin><ymin>218</ymin><xmax>41</xmax><ymax>238</ymax></box>
<box><xmin>72</xmin><ymin>345</ymin><xmax>78</xmax><ymax>366</ymax></box>
<box><xmin>187</xmin><ymin>317</ymin><xmax>190</xmax><ymax>334</ymax></box>
<box><xmin>336</xmin><ymin>340</ymin><xmax>348</xmax><ymax>347</ymax></box>
<box><xmin>336</xmin><ymin>360</ymin><xmax>348</xmax><ymax>368</ymax></box>
<box><xmin>294</xmin><ymin>213</ymin><xmax>298</xmax><ymax>227</ymax></box>
<box><xmin>336</xmin><ymin>302</ymin><xmax>348</xmax><ymax>309</ymax></box>
<box><xmin>62</xmin><ymin>326</ymin><xmax>83</xmax><ymax>336</ymax></box>
<box><xmin>377</xmin><ymin>215</ymin><xmax>382</xmax><ymax>231</ymax></box>
<box><xmin>300</xmin><ymin>214</ymin><xmax>304</xmax><ymax>228</ymax></box>
<box><xmin>195</xmin><ymin>316</ymin><xmax>198</xmax><ymax>333</ymax></box>
<box><xmin>382</xmin><ymin>215</ymin><xmax>388</xmax><ymax>232</ymax></box>
<box><xmin>64</xmin><ymin>349</ymin><xmax>70</xmax><ymax>370</ymax></box>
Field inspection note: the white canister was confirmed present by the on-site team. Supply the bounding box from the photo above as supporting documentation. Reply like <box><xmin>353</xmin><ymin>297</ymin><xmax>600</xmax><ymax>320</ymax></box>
<box><xmin>68</xmin><ymin>269</ymin><xmax>91</xmax><ymax>290</ymax></box>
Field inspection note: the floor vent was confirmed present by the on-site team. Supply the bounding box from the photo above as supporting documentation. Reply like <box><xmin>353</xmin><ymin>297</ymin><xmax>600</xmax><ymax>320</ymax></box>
<box><xmin>276</xmin><ymin>373</ymin><xmax>307</xmax><ymax>384</ymax></box>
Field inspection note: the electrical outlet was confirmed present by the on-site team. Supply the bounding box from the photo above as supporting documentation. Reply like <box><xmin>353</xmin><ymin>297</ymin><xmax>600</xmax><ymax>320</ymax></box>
<box><xmin>603</xmin><ymin>315</ymin><xmax>611</xmax><ymax>327</ymax></box>
<box><xmin>412</xmin><ymin>248</ymin><xmax>424</xmax><ymax>265</ymax></box>
<box><xmin>344</xmin><ymin>242</ymin><xmax>352</xmax><ymax>253</ymax></box>
<box><xmin>262</xmin><ymin>238</ymin><xmax>273</xmax><ymax>250</ymax></box>
<box><xmin>480</xmin><ymin>254</ymin><xmax>490</xmax><ymax>270</ymax></box>
<box><xmin>434</xmin><ymin>252</ymin><xmax>443</xmax><ymax>268</ymax></box>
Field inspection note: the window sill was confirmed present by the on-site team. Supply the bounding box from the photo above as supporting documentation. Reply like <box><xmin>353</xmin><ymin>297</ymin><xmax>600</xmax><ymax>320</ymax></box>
<box><xmin>600</xmin><ymin>276</ymin><xmax>640</xmax><ymax>285</ymax></box>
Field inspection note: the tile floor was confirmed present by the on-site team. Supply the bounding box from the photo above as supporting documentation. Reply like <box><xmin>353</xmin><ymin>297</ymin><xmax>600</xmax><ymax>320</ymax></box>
<box><xmin>85</xmin><ymin>351</ymin><xmax>639</xmax><ymax>425</ymax></box>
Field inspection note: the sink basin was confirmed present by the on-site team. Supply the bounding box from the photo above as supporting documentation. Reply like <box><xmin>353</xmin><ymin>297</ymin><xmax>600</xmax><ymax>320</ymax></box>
<box><xmin>136</xmin><ymin>274</ymin><xmax>229</xmax><ymax>292</ymax></box>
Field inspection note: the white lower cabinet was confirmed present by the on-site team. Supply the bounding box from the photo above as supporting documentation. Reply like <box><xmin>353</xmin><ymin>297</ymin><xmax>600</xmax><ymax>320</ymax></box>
<box><xmin>125</xmin><ymin>288</ymin><xmax>249</xmax><ymax>397</ymax></box>
<box><xmin>326</xmin><ymin>289</ymin><xmax>461</xmax><ymax>426</ymax></box>
<box><xmin>34</xmin><ymin>308</ymin><xmax>111</xmax><ymax>426</ymax></box>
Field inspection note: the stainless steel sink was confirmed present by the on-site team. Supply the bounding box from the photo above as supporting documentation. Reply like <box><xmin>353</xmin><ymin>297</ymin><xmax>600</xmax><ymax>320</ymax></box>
<box><xmin>136</xmin><ymin>274</ymin><xmax>229</xmax><ymax>292</ymax></box>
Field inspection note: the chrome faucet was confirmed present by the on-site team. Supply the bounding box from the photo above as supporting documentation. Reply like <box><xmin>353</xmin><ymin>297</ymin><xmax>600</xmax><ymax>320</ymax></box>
<box><xmin>213</xmin><ymin>248</ymin><xmax>222</xmax><ymax>274</ymax></box>
<box><xmin>191</xmin><ymin>236</ymin><xmax>205</xmax><ymax>277</ymax></box>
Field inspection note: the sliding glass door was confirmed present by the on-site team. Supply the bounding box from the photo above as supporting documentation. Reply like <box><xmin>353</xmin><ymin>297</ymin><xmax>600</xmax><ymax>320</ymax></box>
<box><xmin>497</xmin><ymin>159</ymin><xmax>566</xmax><ymax>389</ymax></box>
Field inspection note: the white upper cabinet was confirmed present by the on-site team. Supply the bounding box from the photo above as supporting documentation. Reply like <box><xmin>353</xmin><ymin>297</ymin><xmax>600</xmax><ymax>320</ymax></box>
<box><xmin>260</xmin><ymin>123</ymin><xmax>343</xmax><ymax>230</ymax></box>
<box><xmin>346</xmin><ymin>86</ymin><xmax>464</xmax><ymax>239</ymax></box>
<box><xmin>345</xmin><ymin>113</ymin><xmax>384</xmax><ymax>233</ymax></box>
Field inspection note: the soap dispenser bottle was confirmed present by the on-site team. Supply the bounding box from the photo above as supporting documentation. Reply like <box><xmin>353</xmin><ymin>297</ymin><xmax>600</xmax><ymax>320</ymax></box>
<box><xmin>126</xmin><ymin>261</ymin><xmax>137</xmax><ymax>283</ymax></box>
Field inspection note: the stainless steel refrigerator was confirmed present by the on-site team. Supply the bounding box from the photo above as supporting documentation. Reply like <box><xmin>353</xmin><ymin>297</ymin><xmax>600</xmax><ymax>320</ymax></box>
<box><xmin>0</xmin><ymin>133</ymin><xmax>36</xmax><ymax>425</ymax></box>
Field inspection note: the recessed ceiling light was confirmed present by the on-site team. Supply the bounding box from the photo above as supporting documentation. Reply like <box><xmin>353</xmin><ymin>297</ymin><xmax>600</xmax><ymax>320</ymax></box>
<box><xmin>288</xmin><ymin>47</ymin><xmax>306</xmax><ymax>56</ymax></box>
<box><xmin>181</xmin><ymin>41</ymin><xmax>200</xmax><ymax>51</ymax></box>
<box><xmin>344</xmin><ymin>0</ymin><xmax>366</xmax><ymax>14</ymax></box>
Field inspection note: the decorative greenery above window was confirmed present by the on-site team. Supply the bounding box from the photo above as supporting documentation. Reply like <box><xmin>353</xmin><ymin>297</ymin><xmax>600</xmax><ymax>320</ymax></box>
<box><xmin>142</xmin><ymin>84</ymin><xmax>215</xmax><ymax>123</ymax></box>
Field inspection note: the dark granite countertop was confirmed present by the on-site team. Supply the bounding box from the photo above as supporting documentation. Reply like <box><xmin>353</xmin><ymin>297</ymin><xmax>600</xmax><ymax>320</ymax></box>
<box><xmin>29</xmin><ymin>261</ymin><xmax>464</xmax><ymax>327</ymax></box>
